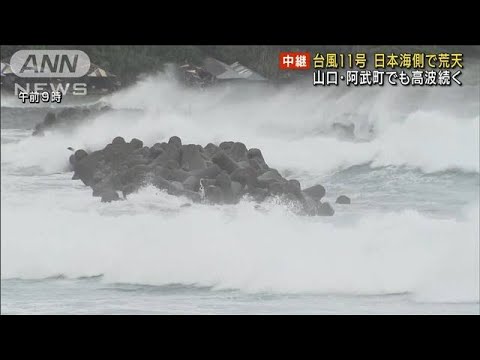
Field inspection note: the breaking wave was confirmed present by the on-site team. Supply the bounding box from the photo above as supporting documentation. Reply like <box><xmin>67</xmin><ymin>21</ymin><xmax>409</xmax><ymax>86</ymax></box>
<box><xmin>1</xmin><ymin>185</ymin><xmax>478</xmax><ymax>303</ymax></box>
<box><xmin>1</xmin><ymin>70</ymin><xmax>479</xmax><ymax>305</ymax></box>
<box><xmin>1</xmin><ymin>72</ymin><xmax>478</xmax><ymax>176</ymax></box>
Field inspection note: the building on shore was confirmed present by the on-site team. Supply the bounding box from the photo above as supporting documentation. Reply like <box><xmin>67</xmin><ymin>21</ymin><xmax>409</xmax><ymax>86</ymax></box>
<box><xmin>178</xmin><ymin>57</ymin><xmax>267</xmax><ymax>87</ymax></box>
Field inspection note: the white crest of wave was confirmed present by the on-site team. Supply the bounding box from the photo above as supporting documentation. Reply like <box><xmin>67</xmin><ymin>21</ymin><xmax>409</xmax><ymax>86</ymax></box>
<box><xmin>2</xmin><ymin>73</ymin><xmax>479</xmax><ymax>175</ymax></box>
<box><xmin>1</xmin><ymin>186</ymin><xmax>478</xmax><ymax>303</ymax></box>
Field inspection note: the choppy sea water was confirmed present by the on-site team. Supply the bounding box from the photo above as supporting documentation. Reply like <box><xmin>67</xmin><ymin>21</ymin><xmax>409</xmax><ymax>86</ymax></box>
<box><xmin>1</xmin><ymin>72</ymin><xmax>479</xmax><ymax>314</ymax></box>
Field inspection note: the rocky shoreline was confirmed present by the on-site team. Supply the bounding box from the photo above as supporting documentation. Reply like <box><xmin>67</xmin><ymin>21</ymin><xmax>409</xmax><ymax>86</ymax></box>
<box><xmin>33</xmin><ymin>106</ymin><xmax>112</xmax><ymax>136</ymax></box>
<box><xmin>69</xmin><ymin>136</ymin><xmax>350</xmax><ymax>216</ymax></box>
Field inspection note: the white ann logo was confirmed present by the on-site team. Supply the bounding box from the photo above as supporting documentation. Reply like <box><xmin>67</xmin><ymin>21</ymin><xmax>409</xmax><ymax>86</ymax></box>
<box><xmin>10</xmin><ymin>50</ymin><xmax>91</xmax><ymax>78</ymax></box>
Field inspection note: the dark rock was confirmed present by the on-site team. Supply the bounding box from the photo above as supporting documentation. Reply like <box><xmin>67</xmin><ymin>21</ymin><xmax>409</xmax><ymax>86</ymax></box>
<box><xmin>152</xmin><ymin>175</ymin><xmax>172</xmax><ymax>192</ymax></box>
<box><xmin>69</xmin><ymin>149</ymin><xmax>88</xmax><ymax>169</ymax></box>
<box><xmin>230</xmin><ymin>142</ymin><xmax>248</xmax><ymax>161</ymax></box>
<box><xmin>268</xmin><ymin>179</ymin><xmax>303</xmax><ymax>198</ymax></box>
<box><xmin>73</xmin><ymin>150</ymin><xmax>105</xmax><ymax>186</ymax></box>
<box><xmin>33</xmin><ymin>112</ymin><xmax>57</xmax><ymax>136</ymax></box>
<box><xmin>92</xmin><ymin>186</ymin><xmax>106</xmax><ymax>198</ymax></box>
<box><xmin>123</xmin><ymin>154</ymin><xmax>149</xmax><ymax>168</ymax></box>
<box><xmin>268</xmin><ymin>181</ymin><xmax>285</xmax><ymax>195</ymax></box>
<box><xmin>215</xmin><ymin>172</ymin><xmax>235</xmax><ymax>204</ymax></box>
<box><xmin>288</xmin><ymin>179</ymin><xmax>301</xmax><ymax>192</ymax></box>
<box><xmin>204</xmin><ymin>185</ymin><xmax>224</xmax><ymax>204</ymax></box>
<box><xmin>317</xmin><ymin>202</ymin><xmax>335</xmax><ymax>216</ymax></box>
<box><xmin>100</xmin><ymin>189</ymin><xmax>120</xmax><ymax>203</ymax></box>
<box><xmin>303</xmin><ymin>184</ymin><xmax>326</xmax><ymax>200</ymax></box>
<box><xmin>151</xmin><ymin>143</ymin><xmax>181</xmax><ymax>167</ymax></box>
<box><xmin>285</xmin><ymin>180</ymin><xmax>303</xmax><ymax>200</ymax></box>
<box><xmin>153</xmin><ymin>166</ymin><xmax>172</xmax><ymax>182</ymax></box>
<box><xmin>219</xmin><ymin>141</ymin><xmax>234</xmax><ymax>151</ymax></box>
<box><xmin>237</xmin><ymin>160</ymin><xmax>251</xmax><ymax>168</ymax></box>
<box><xmin>112</xmin><ymin>136</ymin><xmax>126</xmax><ymax>145</ymax></box>
<box><xmin>247</xmin><ymin>148</ymin><xmax>263</xmax><ymax>159</ymax></box>
<box><xmin>166</xmin><ymin>159</ymin><xmax>180</xmax><ymax>169</ymax></box>
<box><xmin>200</xmin><ymin>178</ymin><xmax>216</xmax><ymax>190</ymax></box>
<box><xmin>302</xmin><ymin>196</ymin><xmax>318</xmax><ymax>216</ymax></box>
<box><xmin>121</xmin><ymin>164</ymin><xmax>152</xmax><ymax>185</ymax></box>
<box><xmin>204</xmin><ymin>143</ymin><xmax>219</xmax><ymax>157</ymax></box>
<box><xmin>91</xmin><ymin>176</ymin><xmax>116</xmax><ymax>197</ymax></box>
<box><xmin>248</xmin><ymin>158</ymin><xmax>262</xmax><ymax>171</ymax></box>
<box><xmin>153</xmin><ymin>177</ymin><xmax>190</xmax><ymax>202</ymax></box>
<box><xmin>248</xmin><ymin>148</ymin><xmax>268</xmax><ymax>169</ymax></box>
<box><xmin>103</xmin><ymin>142</ymin><xmax>134</xmax><ymax>167</ymax></box>
<box><xmin>211</xmin><ymin>151</ymin><xmax>240</xmax><ymax>174</ymax></box>
<box><xmin>336</xmin><ymin>195</ymin><xmax>351</xmax><ymax>204</ymax></box>
<box><xmin>122</xmin><ymin>183</ymin><xmax>139</xmax><ymax>198</ymax></box>
<box><xmin>149</xmin><ymin>143</ymin><xmax>164</xmax><ymax>158</ymax></box>
<box><xmin>44</xmin><ymin>112</ymin><xmax>57</xmax><ymax>125</ymax></box>
<box><xmin>191</xmin><ymin>164</ymin><xmax>221</xmax><ymax>179</ymax></box>
<box><xmin>170</xmin><ymin>181</ymin><xmax>184</xmax><ymax>192</ymax></box>
<box><xmin>247</xmin><ymin>187</ymin><xmax>269</xmax><ymax>202</ymax></box>
<box><xmin>257</xmin><ymin>169</ymin><xmax>284</xmax><ymax>186</ymax></box>
<box><xmin>34</xmin><ymin>107</ymin><xmax>109</xmax><ymax>136</ymax></box>
<box><xmin>180</xmin><ymin>144</ymin><xmax>206</xmax><ymax>171</ymax></box>
<box><xmin>215</xmin><ymin>172</ymin><xmax>231</xmax><ymax>189</ymax></box>
<box><xmin>230</xmin><ymin>167</ymin><xmax>257</xmax><ymax>187</ymax></box>
<box><xmin>34</xmin><ymin>124</ymin><xmax>47</xmax><ymax>136</ymax></box>
<box><xmin>180</xmin><ymin>203</ymin><xmax>192</xmax><ymax>208</ymax></box>
<box><xmin>130</xmin><ymin>138</ymin><xmax>143</xmax><ymax>149</ymax></box>
<box><xmin>170</xmin><ymin>169</ymin><xmax>190</xmax><ymax>182</ymax></box>
<box><xmin>165</xmin><ymin>159</ymin><xmax>180</xmax><ymax>170</ymax></box>
<box><xmin>153</xmin><ymin>177</ymin><xmax>200</xmax><ymax>203</ymax></box>
<box><xmin>231</xmin><ymin>181</ymin><xmax>244</xmax><ymax>198</ymax></box>
<box><xmin>168</xmin><ymin>136</ymin><xmax>182</xmax><ymax>148</ymax></box>
<box><xmin>74</xmin><ymin>149</ymin><xmax>88</xmax><ymax>162</ymax></box>
<box><xmin>281</xmin><ymin>193</ymin><xmax>304</xmax><ymax>207</ymax></box>
<box><xmin>69</xmin><ymin>136</ymin><xmax>343</xmax><ymax>216</ymax></box>
<box><xmin>178</xmin><ymin>189</ymin><xmax>201</xmax><ymax>203</ymax></box>
<box><xmin>183</xmin><ymin>175</ymin><xmax>201</xmax><ymax>192</ymax></box>
<box><xmin>134</xmin><ymin>146</ymin><xmax>150</xmax><ymax>158</ymax></box>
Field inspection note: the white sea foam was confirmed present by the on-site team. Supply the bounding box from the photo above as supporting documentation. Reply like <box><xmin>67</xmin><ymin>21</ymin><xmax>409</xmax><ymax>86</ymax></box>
<box><xmin>1</xmin><ymin>71</ymin><xmax>479</xmax><ymax>307</ymax></box>
<box><xmin>1</xmin><ymin>73</ymin><xmax>478</xmax><ymax>176</ymax></box>
<box><xmin>1</xmin><ymin>183</ymin><xmax>478</xmax><ymax>303</ymax></box>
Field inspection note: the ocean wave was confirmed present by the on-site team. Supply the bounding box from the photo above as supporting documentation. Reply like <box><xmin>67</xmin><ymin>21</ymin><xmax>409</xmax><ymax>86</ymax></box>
<box><xmin>1</xmin><ymin>186</ymin><xmax>478</xmax><ymax>303</ymax></box>
<box><xmin>1</xmin><ymin>73</ymin><xmax>478</xmax><ymax>175</ymax></box>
